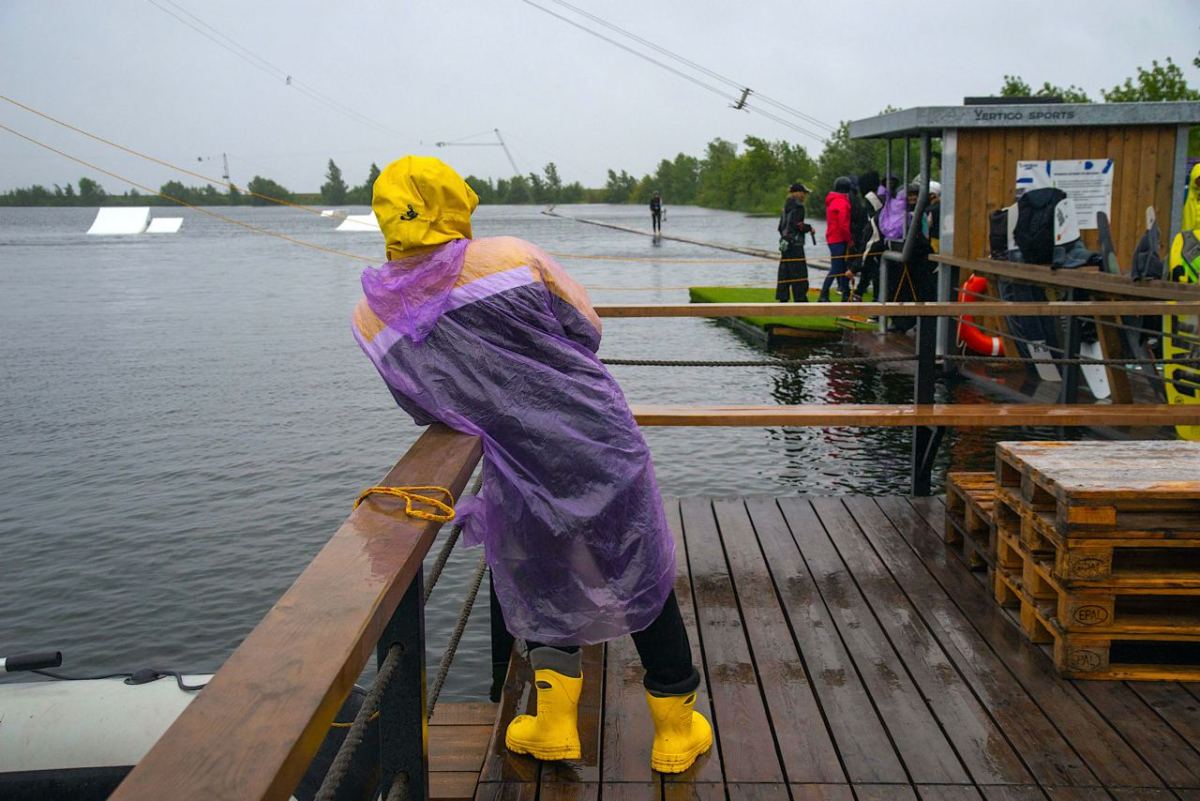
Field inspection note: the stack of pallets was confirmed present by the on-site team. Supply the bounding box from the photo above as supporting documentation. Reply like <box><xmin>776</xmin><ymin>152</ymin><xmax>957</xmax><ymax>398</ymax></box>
<box><xmin>990</xmin><ymin>441</ymin><xmax>1200</xmax><ymax>680</ymax></box>
<box><xmin>944</xmin><ymin>471</ymin><xmax>997</xmax><ymax>570</ymax></box>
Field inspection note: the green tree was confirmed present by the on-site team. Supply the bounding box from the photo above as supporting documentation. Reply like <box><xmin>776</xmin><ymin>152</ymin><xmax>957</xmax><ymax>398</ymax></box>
<box><xmin>78</xmin><ymin>177</ymin><xmax>106</xmax><ymax>203</ymax></box>
<box><xmin>349</xmin><ymin>163</ymin><xmax>381</xmax><ymax>204</ymax></box>
<box><xmin>527</xmin><ymin>170</ymin><xmax>548</xmax><ymax>204</ymax></box>
<box><xmin>1101</xmin><ymin>56</ymin><xmax>1200</xmax><ymax>102</ymax></box>
<box><xmin>320</xmin><ymin>159</ymin><xmax>348</xmax><ymax>205</ymax></box>
<box><xmin>245</xmin><ymin>175</ymin><xmax>292</xmax><ymax>205</ymax></box>
<box><xmin>465</xmin><ymin>175</ymin><xmax>495</xmax><ymax>203</ymax></box>
<box><xmin>503</xmin><ymin>175</ymin><xmax>532</xmax><ymax>204</ymax></box>
<box><xmin>604</xmin><ymin>168</ymin><xmax>638</xmax><ymax>203</ymax></box>
<box><xmin>228</xmin><ymin>184</ymin><xmax>242</xmax><ymax>205</ymax></box>
<box><xmin>999</xmin><ymin>74</ymin><xmax>1091</xmax><ymax>102</ymax></box>
<box><xmin>560</xmin><ymin>181</ymin><xmax>585</xmax><ymax>203</ymax></box>
<box><xmin>542</xmin><ymin>162</ymin><xmax>562</xmax><ymax>204</ymax></box>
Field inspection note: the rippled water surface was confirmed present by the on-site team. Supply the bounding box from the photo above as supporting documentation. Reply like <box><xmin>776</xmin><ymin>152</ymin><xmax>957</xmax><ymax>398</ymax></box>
<box><xmin>1</xmin><ymin>204</ymin><xmax>1063</xmax><ymax>699</ymax></box>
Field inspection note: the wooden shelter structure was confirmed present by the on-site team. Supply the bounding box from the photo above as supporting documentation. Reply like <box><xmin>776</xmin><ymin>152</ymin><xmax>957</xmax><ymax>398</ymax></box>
<box><xmin>848</xmin><ymin>100</ymin><xmax>1200</xmax><ymax>263</ymax></box>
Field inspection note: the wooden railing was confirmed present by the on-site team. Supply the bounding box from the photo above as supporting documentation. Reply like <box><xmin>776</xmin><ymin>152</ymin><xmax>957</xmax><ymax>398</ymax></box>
<box><xmin>931</xmin><ymin>254</ymin><xmax>1200</xmax><ymax>301</ymax></box>
<box><xmin>597</xmin><ymin>299</ymin><xmax>1200</xmax><ymax>494</ymax></box>
<box><xmin>629</xmin><ymin>403</ymin><xmax>1200</xmax><ymax>428</ymax></box>
<box><xmin>109</xmin><ymin>425</ymin><xmax>482</xmax><ymax>801</ymax></box>
<box><xmin>107</xmin><ymin>301</ymin><xmax>1200</xmax><ymax>801</ymax></box>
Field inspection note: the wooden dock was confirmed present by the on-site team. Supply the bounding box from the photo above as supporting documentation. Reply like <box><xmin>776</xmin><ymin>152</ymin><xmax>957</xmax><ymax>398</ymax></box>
<box><xmin>466</xmin><ymin>495</ymin><xmax>1200</xmax><ymax>801</ymax></box>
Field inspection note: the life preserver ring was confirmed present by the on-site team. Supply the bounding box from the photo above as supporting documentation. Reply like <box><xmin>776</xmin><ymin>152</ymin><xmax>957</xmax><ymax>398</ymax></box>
<box><xmin>957</xmin><ymin>274</ymin><xmax>1002</xmax><ymax>355</ymax></box>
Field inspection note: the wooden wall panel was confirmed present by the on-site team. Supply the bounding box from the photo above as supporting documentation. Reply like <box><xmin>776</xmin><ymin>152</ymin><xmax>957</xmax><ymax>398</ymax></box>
<box><xmin>951</xmin><ymin>125</ymin><xmax>1178</xmax><ymax>270</ymax></box>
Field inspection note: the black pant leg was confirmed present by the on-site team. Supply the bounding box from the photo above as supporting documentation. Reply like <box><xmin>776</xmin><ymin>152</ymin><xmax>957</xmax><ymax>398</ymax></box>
<box><xmin>631</xmin><ymin>591</ymin><xmax>699</xmax><ymax>694</ymax></box>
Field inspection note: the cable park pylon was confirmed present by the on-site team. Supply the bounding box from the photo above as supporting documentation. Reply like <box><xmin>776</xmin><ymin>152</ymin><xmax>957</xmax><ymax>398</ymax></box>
<box><xmin>434</xmin><ymin>128</ymin><xmax>522</xmax><ymax>177</ymax></box>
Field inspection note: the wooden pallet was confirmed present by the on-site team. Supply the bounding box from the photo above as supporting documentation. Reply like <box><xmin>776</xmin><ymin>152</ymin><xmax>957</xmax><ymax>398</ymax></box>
<box><xmin>996</xmin><ymin>441</ymin><xmax>1200</xmax><ymax>536</ymax></box>
<box><xmin>944</xmin><ymin>471</ymin><xmax>996</xmax><ymax>569</ymax></box>
<box><xmin>993</xmin><ymin>558</ymin><xmax>1200</xmax><ymax>681</ymax></box>
<box><xmin>995</xmin><ymin>527</ymin><xmax>1200</xmax><ymax>635</ymax></box>
<box><xmin>993</xmin><ymin>483</ymin><xmax>1200</xmax><ymax>587</ymax></box>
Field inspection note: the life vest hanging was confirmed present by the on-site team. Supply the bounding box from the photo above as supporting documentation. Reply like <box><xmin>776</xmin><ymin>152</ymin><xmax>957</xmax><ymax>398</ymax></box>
<box><xmin>957</xmin><ymin>274</ymin><xmax>1002</xmax><ymax>356</ymax></box>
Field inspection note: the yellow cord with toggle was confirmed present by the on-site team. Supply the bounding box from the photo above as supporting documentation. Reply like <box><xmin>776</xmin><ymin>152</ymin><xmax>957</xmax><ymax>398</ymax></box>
<box><xmin>353</xmin><ymin>485</ymin><xmax>456</xmax><ymax>523</ymax></box>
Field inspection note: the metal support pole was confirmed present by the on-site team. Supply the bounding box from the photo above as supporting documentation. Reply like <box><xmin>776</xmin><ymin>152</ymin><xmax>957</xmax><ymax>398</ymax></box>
<box><xmin>378</xmin><ymin>570</ymin><xmax>428</xmax><ymax>801</ymax></box>
<box><xmin>1058</xmin><ymin>289</ymin><xmax>1083</xmax><ymax>405</ymax></box>
<box><xmin>939</xmin><ymin>264</ymin><xmax>961</xmax><ymax>374</ymax></box>
<box><xmin>911</xmin><ymin>315</ymin><xmax>943</xmax><ymax>496</ymax></box>
<box><xmin>489</xmin><ymin>573</ymin><xmax>514</xmax><ymax>703</ymax></box>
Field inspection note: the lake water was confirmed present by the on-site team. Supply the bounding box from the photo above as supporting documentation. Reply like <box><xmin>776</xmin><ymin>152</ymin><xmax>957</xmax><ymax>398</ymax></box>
<box><xmin>1</xmin><ymin>204</ymin><xmax>1055</xmax><ymax>700</ymax></box>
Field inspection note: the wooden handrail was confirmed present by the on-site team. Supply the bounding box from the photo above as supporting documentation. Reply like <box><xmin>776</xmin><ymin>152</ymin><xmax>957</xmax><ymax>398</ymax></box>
<box><xmin>631</xmin><ymin>404</ymin><xmax>1200</xmax><ymax>427</ymax></box>
<box><xmin>931</xmin><ymin>254</ymin><xmax>1200</xmax><ymax>301</ymax></box>
<box><xmin>595</xmin><ymin>300</ymin><xmax>1200</xmax><ymax>318</ymax></box>
<box><xmin>109</xmin><ymin>425</ymin><xmax>483</xmax><ymax>801</ymax></box>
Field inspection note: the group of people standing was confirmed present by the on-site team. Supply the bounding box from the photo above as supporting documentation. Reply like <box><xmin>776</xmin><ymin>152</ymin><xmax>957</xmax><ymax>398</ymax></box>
<box><xmin>775</xmin><ymin>172</ymin><xmax>942</xmax><ymax>328</ymax></box>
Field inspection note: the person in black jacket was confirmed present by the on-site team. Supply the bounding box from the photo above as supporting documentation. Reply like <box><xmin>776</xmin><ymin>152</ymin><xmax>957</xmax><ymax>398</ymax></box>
<box><xmin>776</xmin><ymin>182</ymin><xmax>813</xmax><ymax>302</ymax></box>
<box><xmin>650</xmin><ymin>191</ymin><xmax>663</xmax><ymax>233</ymax></box>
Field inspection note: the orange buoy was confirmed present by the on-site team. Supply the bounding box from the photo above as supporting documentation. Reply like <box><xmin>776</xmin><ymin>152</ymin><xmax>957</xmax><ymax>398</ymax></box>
<box><xmin>957</xmin><ymin>274</ymin><xmax>1002</xmax><ymax>356</ymax></box>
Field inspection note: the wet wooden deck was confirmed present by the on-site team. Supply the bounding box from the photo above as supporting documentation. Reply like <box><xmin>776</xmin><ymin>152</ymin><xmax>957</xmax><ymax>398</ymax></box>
<box><xmin>459</xmin><ymin>495</ymin><xmax>1200</xmax><ymax>801</ymax></box>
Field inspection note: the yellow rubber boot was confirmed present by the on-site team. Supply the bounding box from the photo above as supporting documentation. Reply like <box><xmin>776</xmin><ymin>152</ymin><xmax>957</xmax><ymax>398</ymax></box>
<box><xmin>645</xmin><ymin>689</ymin><xmax>713</xmax><ymax>773</ymax></box>
<box><xmin>505</xmin><ymin>648</ymin><xmax>582</xmax><ymax>761</ymax></box>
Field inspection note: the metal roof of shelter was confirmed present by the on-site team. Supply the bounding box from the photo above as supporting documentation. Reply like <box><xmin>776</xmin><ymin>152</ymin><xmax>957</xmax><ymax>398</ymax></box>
<box><xmin>849</xmin><ymin>101</ymin><xmax>1200</xmax><ymax>139</ymax></box>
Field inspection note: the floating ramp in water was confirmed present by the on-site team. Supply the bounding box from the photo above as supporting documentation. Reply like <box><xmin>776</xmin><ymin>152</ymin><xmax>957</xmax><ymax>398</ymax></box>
<box><xmin>335</xmin><ymin>214</ymin><xmax>380</xmax><ymax>232</ymax></box>
<box><xmin>145</xmin><ymin>217</ymin><xmax>183</xmax><ymax>234</ymax></box>
<box><xmin>86</xmin><ymin>207</ymin><xmax>150</xmax><ymax>235</ymax></box>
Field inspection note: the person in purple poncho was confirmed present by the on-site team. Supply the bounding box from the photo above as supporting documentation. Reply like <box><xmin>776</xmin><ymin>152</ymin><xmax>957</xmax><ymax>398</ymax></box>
<box><xmin>351</xmin><ymin>156</ymin><xmax>712</xmax><ymax>773</ymax></box>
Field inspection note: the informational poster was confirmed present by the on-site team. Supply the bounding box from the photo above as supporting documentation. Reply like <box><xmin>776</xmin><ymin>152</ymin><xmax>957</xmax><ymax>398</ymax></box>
<box><xmin>1015</xmin><ymin>158</ymin><xmax>1114</xmax><ymax>229</ymax></box>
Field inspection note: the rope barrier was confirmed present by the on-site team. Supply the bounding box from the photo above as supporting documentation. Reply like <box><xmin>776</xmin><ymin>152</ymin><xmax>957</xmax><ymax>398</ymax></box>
<box><xmin>426</xmin><ymin>555</ymin><xmax>488</xmax><ymax>719</ymax></box>
<box><xmin>424</xmin><ymin>474</ymin><xmax>483</xmax><ymax>603</ymax></box>
<box><xmin>602</xmin><ymin>355</ymin><xmax>917</xmax><ymax>367</ymax></box>
<box><xmin>314</xmin><ymin>644</ymin><xmax>403</xmax><ymax>801</ymax></box>
<box><xmin>384</xmin><ymin>773</ymin><xmax>410</xmax><ymax>801</ymax></box>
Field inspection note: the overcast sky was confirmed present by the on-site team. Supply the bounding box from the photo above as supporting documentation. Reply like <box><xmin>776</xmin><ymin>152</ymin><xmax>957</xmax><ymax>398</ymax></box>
<box><xmin>2</xmin><ymin>0</ymin><xmax>1198</xmax><ymax>194</ymax></box>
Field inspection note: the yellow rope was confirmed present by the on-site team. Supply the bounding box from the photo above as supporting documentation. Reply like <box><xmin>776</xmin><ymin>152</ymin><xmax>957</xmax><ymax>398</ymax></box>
<box><xmin>329</xmin><ymin>710</ymin><xmax>379</xmax><ymax>729</ymax></box>
<box><xmin>353</xmin><ymin>485</ymin><xmax>456</xmax><ymax>523</ymax></box>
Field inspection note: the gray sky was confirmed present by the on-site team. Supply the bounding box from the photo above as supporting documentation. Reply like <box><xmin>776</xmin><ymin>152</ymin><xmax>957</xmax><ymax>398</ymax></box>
<box><xmin>2</xmin><ymin>0</ymin><xmax>1198</xmax><ymax>194</ymax></box>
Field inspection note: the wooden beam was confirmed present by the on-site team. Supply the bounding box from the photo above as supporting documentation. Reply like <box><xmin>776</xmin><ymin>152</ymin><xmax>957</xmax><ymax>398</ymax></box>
<box><xmin>595</xmin><ymin>300</ymin><xmax>1200</xmax><ymax>318</ymax></box>
<box><xmin>631</xmin><ymin>404</ymin><xmax>1200</xmax><ymax>427</ymax></box>
<box><xmin>110</xmin><ymin>426</ymin><xmax>483</xmax><ymax>801</ymax></box>
<box><xmin>932</xmin><ymin>255</ymin><xmax>1200</xmax><ymax>301</ymax></box>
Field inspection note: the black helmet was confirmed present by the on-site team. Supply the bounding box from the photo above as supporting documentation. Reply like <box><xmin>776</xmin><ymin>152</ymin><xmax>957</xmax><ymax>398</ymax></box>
<box><xmin>833</xmin><ymin>176</ymin><xmax>853</xmax><ymax>193</ymax></box>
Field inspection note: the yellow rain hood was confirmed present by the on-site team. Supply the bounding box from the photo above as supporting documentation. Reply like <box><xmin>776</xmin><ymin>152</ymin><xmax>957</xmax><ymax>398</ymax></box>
<box><xmin>372</xmin><ymin>155</ymin><xmax>479</xmax><ymax>260</ymax></box>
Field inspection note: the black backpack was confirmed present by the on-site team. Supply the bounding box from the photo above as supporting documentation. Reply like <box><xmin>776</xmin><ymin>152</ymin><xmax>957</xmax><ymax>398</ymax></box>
<box><xmin>849</xmin><ymin>191</ymin><xmax>869</xmax><ymax>251</ymax></box>
<box><xmin>1132</xmin><ymin>224</ymin><xmax>1164</xmax><ymax>281</ymax></box>
<box><xmin>1013</xmin><ymin>187</ymin><xmax>1067</xmax><ymax>265</ymax></box>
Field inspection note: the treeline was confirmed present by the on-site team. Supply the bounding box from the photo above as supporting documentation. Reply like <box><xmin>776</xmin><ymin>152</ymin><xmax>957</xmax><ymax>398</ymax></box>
<box><xmin>5</xmin><ymin>52</ymin><xmax>1196</xmax><ymax>214</ymax></box>
<box><xmin>0</xmin><ymin>161</ymin><xmax>383</xmax><ymax>208</ymax></box>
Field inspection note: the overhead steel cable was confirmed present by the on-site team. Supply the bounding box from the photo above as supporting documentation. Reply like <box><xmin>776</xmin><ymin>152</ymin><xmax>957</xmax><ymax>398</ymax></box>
<box><xmin>519</xmin><ymin>0</ymin><xmax>827</xmax><ymax>143</ymax></box>
<box><xmin>145</xmin><ymin>0</ymin><xmax>408</xmax><ymax>140</ymax></box>
<box><xmin>541</xmin><ymin>0</ymin><xmax>837</xmax><ymax>134</ymax></box>
<box><xmin>0</xmin><ymin>94</ymin><xmax>333</xmax><ymax>217</ymax></box>
<box><xmin>0</xmin><ymin>121</ymin><xmax>376</xmax><ymax>264</ymax></box>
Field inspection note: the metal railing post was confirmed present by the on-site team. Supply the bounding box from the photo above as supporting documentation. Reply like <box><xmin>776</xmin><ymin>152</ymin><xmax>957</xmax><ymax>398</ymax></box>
<box><xmin>1059</xmin><ymin>289</ymin><xmax>1083</xmax><ymax>405</ymax></box>
<box><xmin>489</xmin><ymin>573</ymin><xmax>514</xmax><ymax>703</ymax></box>
<box><xmin>911</xmin><ymin>314</ymin><xmax>943</xmax><ymax>496</ymax></box>
<box><xmin>378</xmin><ymin>569</ymin><xmax>428</xmax><ymax>800</ymax></box>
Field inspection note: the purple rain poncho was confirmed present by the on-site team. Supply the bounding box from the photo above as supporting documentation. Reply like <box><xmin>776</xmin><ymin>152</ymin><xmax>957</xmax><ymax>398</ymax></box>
<box><xmin>353</xmin><ymin>236</ymin><xmax>675</xmax><ymax>646</ymax></box>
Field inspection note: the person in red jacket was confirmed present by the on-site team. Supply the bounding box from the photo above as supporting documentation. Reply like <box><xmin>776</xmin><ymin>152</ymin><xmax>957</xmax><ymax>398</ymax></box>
<box><xmin>818</xmin><ymin>176</ymin><xmax>854</xmax><ymax>302</ymax></box>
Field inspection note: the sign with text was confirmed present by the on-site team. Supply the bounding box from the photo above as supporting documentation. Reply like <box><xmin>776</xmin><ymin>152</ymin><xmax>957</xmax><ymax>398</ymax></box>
<box><xmin>1015</xmin><ymin>159</ymin><xmax>1114</xmax><ymax>229</ymax></box>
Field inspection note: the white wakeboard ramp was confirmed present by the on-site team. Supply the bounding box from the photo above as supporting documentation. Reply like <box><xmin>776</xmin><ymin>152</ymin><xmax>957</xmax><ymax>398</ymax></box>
<box><xmin>145</xmin><ymin>217</ymin><xmax>183</xmax><ymax>234</ymax></box>
<box><xmin>86</xmin><ymin>207</ymin><xmax>150</xmax><ymax>235</ymax></box>
<box><xmin>335</xmin><ymin>213</ymin><xmax>380</xmax><ymax>232</ymax></box>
